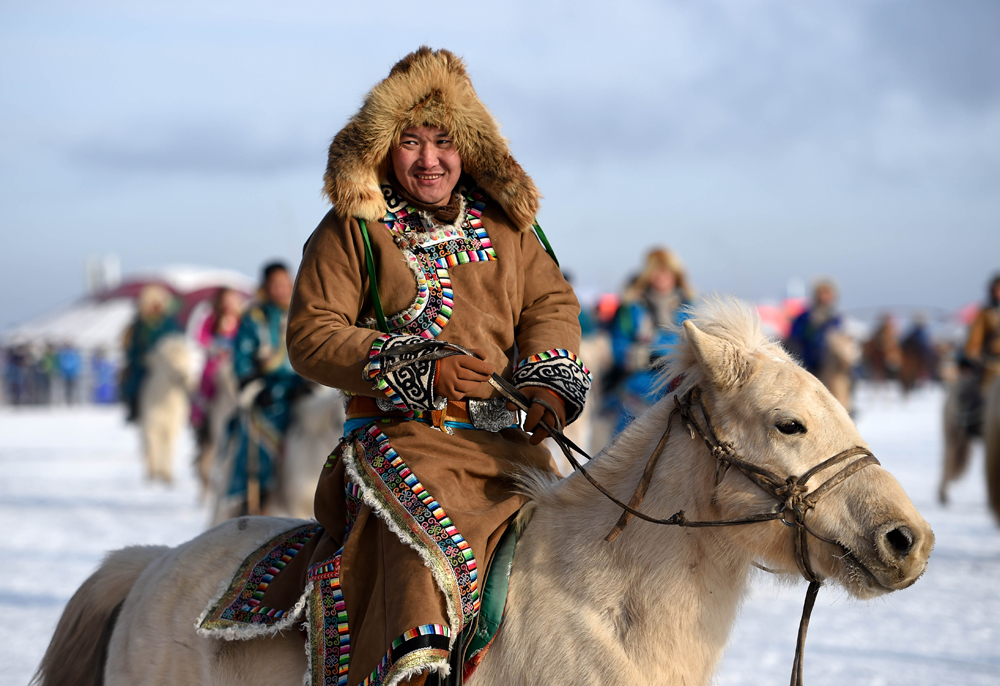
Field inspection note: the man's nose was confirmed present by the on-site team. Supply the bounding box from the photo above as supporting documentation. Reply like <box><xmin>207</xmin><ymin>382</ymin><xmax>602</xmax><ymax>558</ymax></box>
<box><xmin>418</xmin><ymin>144</ymin><xmax>438</xmax><ymax>168</ymax></box>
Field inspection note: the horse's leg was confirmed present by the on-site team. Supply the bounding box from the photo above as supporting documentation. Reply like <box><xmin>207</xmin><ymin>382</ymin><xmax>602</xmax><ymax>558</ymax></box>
<box><xmin>984</xmin><ymin>380</ymin><xmax>1000</xmax><ymax>524</ymax></box>
<box><xmin>160</xmin><ymin>403</ymin><xmax>181</xmax><ymax>484</ymax></box>
<box><xmin>141</xmin><ymin>420</ymin><xmax>156</xmax><ymax>482</ymax></box>
<box><xmin>152</xmin><ymin>421</ymin><xmax>168</xmax><ymax>483</ymax></box>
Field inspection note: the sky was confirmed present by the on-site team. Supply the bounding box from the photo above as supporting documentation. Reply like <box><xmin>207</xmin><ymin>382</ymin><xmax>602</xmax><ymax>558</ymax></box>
<box><xmin>1</xmin><ymin>0</ymin><xmax>998</xmax><ymax>329</ymax></box>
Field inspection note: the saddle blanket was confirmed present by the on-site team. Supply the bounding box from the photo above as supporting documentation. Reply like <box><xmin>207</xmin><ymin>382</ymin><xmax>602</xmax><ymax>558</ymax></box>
<box><xmin>196</xmin><ymin>520</ymin><xmax>518</xmax><ymax>685</ymax></box>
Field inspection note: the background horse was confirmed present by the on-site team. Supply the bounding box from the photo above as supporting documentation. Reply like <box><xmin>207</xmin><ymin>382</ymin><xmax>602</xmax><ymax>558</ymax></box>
<box><xmin>939</xmin><ymin>372</ymin><xmax>1000</xmax><ymax>520</ymax></box>
<box><xmin>194</xmin><ymin>364</ymin><xmax>239</xmax><ymax>500</ymax></box>
<box><xmin>138</xmin><ymin>334</ymin><xmax>198</xmax><ymax>484</ymax></box>
<box><xmin>984</xmin><ymin>378</ymin><xmax>1000</xmax><ymax>523</ymax></box>
<box><xmin>819</xmin><ymin>329</ymin><xmax>860</xmax><ymax>413</ymax></box>
<box><xmin>34</xmin><ymin>299</ymin><xmax>932</xmax><ymax>686</ymax></box>
<box><xmin>208</xmin><ymin>386</ymin><xmax>344</xmax><ymax>524</ymax></box>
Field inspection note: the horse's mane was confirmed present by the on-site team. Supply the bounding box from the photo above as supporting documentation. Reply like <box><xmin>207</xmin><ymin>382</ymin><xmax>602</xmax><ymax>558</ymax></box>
<box><xmin>658</xmin><ymin>295</ymin><xmax>791</xmax><ymax>397</ymax></box>
<box><xmin>518</xmin><ymin>296</ymin><xmax>790</xmax><ymax>512</ymax></box>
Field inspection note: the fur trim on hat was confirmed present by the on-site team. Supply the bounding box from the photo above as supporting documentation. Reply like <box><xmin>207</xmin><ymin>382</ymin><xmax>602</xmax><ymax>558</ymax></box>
<box><xmin>323</xmin><ymin>47</ymin><xmax>540</xmax><ymax>232</ymax></box>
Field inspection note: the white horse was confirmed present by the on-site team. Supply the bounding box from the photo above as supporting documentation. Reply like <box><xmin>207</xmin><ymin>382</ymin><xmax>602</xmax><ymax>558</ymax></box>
<box><xmin>275</xmin><ymin>386</ymin><xmax>346</xmax><ymax>518</ymax></box>
<box><xmin>208</xmin><ymin>385</ymin><xmax>345</xmax><ymax>524</ymax></box>
<box><xmin>34</xmin><ymin>300</ymin><xmax>933</xmax><ymax>686</ymax></box>
<box><xmin>138</xmin><ymin>334</ymin><xmax>198</xmax><ymax>484</ymax></box>
<box><xmin>194</xmin><ymin>364</ymin><xmax>239</xmax><ymax>500</ymax></box>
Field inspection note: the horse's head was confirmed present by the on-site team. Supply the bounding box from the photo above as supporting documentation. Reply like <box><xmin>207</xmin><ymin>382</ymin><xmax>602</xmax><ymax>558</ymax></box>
<box><xmin>667</xmin><ymin>299</ymin><xmax>933</xmax><ymax>600</ymax></box>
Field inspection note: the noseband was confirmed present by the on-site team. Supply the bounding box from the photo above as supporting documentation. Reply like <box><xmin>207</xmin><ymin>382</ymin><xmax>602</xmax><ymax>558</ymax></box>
<box><xmin>370</xmin><ymin>341</ymin><xmax>881</xmax><ymax>686</ymax></box>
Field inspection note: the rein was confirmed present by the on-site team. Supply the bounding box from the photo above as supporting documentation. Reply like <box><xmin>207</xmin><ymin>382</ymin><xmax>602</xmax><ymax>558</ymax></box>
<box><xmin>368</xmin><ymin>340</ymin><xmax>880</xmax><ymax>686</ymax></box>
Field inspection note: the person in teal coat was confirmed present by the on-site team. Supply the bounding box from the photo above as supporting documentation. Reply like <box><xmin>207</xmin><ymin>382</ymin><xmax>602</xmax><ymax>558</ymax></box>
<box><xmin>120</xmin><ymin>285</ymin><xmax>181</xmax><ymax>421</ymax></box>
<box><xmin>225</xmin><ymin>262</ymin><xmax>310</xmax><ymax>512</ymax></box>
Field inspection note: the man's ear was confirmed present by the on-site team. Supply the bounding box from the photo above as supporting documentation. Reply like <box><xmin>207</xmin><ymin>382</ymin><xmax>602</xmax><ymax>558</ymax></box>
<box><xmin>683</xmin><ymin>320</ymin><xmax>756</xmax><ymax>389</ymax></box>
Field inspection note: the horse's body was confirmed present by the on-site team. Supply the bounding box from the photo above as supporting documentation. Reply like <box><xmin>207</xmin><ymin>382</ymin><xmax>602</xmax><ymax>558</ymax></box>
<box><xmin>548</xmin><ymin>332</ymin><xmax>613</xmax><ymax>473</ymax></box>
<box><xmin>139</xmin><ymin>335</ymin><xmax>197</xmax><ymax>484</ymax></box>
<box><xmin>35</xmin><ymin>300</ymin><xmax>933</xmax><ymax>686</ymax></box>
<box><xmin>940</xmin><ymin>374</ymin><xmax>1000</xmax><ymax>521</ymax></box>
<box><xmin>195</xmin><ymin>364</ymin><xmax>239</xmax><ymax>499</ymax></box>
<box><xmin>818</xmin><ymin>330</ymin><xmax>859</xmax><ymax>413</ymax></box>
<box><xmin>208</xmin><ymin>386</ymin><xmax>345</xmax><ymax>523</ymax></box>
<box><xmin>986</xmin><ymin>377</ymin><xmax>1000</xmax><ymax>522</ymax></box>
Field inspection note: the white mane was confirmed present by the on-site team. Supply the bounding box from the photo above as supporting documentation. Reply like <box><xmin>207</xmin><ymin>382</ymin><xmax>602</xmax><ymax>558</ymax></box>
<box><xmin>658</xmin><ymin>295</ymin><xmax>792</xmax><ymax>397</ymax></box>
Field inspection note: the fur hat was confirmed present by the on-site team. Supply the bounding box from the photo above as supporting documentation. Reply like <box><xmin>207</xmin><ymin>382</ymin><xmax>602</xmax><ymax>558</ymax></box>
<box><xmin>323</xmin><ymin>47</ymin><xmax>540</xmax><ymax>232</ymax></box>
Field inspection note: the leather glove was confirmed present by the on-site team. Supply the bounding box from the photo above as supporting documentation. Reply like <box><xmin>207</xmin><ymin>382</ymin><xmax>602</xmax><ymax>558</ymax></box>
<box><xmin>508</xmin><ymin>387</ymin><xmax>567</xmax><ymax>445</ymax></box>
<box><xmin>434</xmin><ymin>349</ymin><xmax>494</xmax><ymax>401</ymax></box>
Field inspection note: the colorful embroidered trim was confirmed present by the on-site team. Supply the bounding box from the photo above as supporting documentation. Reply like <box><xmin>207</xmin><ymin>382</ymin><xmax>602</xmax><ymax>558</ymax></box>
<box><xmin>363</xmin><ymin>333</ymin><xmax>439</xmax><ymax>416</ymax></box>
<box><xmin>345</xmin><ymin>481</ymin><xmax>363</xmax><ymax>539</ymax></box>
<box><xmin>198</xmin><ymin>523</ymin><xmax>320</xmax><ymax>632</ymax></box>
<box><xmin>364</xmin><ymin>334</ymin><xmax>412</xmax><ymax>416</ymax></box>
<box><xmin>353</xmin><ymin>424</ymin><xmax>480</xmax><ymax>625</ymax></box>
<box><xmin>360</xmin><ymin>624</ymin><xmax>451</xmax><ymax>686</ymax></box>
<box><xmin>379</xmin><ymin>188</ymin><xmax>495</xmax><ymax>339</ymax></box>
<box><xmin>512</xmin><ymin>348</ymin><xmax>593</xmax><ymax>425</ymax></box>
<box><xmin>515</xmin><ymin>348</ymin><xmax>591</xmax><ymax>377</ymax></box>
<box><xmin>308</xmin><ymin>552</ymin><xmax>351</xmax><ymax>686</ymax></box>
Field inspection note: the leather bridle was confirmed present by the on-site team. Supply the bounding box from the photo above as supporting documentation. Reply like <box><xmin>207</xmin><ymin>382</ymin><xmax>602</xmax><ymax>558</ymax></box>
<box><xmin>369</xmin><ymin>341</ymin><xmax>882</xmax><ymax>686</ymax></box>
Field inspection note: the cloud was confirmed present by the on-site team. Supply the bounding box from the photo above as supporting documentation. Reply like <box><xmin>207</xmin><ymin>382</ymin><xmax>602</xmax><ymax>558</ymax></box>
<box><xmin>66</xmin><ymin>121</ymin><xmax>320</xmax><ymax>175</ymax></box>
<box><xmin>864</xmin><ymin>0</ymin><xmax>1000</xmax><ymax>110</ymax></box>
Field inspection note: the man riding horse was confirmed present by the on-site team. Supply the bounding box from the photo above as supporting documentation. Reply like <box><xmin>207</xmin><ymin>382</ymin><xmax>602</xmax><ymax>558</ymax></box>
<box><xmin>966</xmin><ymin>274</ymin><xmax>1000</xmax><ymax>389</ymax></box>
<box><xmin>955</xmin><ymin>273</ymin><xmax>1000</xmax><ymax>436</ymax></box>
<box><xmin>272</xmin><ymin>47</ymin><xmax>591</xmax><ymax>686</ymax></box>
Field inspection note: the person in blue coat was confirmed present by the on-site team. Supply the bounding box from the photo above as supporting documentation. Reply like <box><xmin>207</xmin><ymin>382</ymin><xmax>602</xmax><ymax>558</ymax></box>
<box><xmin>225</xmin><ymin>261</ymin><xmax>310</xmax><ymax>514</ymax></box>
<box><xmin>786</xmin><ymin>280</ymin><xmax>842</xmax><ymax>376</ymax></box>
<box><xmin>56</xmin><ymin>344</ymin><xmax>82</xmax><ymax>404</ymax></box>
<box><xmin>606</xmin><ymin>247</ymin><xmax>694</xmax><ymax>433</ymax></box>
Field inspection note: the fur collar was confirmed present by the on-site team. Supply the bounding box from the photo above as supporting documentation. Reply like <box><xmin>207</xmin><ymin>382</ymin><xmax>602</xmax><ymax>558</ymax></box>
<box><xmin>323</xmin><ymin>47</ymin><xmax>540</xmax><ymax>232</ymax></box>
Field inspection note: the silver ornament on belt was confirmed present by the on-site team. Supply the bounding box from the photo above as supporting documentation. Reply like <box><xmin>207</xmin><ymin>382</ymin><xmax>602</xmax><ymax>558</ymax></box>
<box><xmin>468</xmin><ymin>397</ymin><xmax>518</xmax><ymax>433</ymax></box>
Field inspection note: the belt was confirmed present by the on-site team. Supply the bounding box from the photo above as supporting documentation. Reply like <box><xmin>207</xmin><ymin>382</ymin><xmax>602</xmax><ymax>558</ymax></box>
<box><xmin>346</xmin><ymin>395</ymin><xmax>518</xmax><ymax>433</ymax></box>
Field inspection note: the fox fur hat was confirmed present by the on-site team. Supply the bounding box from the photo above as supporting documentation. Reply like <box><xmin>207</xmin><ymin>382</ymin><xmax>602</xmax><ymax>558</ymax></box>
<box><xmin>323</xmin><ymin>47</ymin><xmax>540</xmax><ymax>232</ymax></box>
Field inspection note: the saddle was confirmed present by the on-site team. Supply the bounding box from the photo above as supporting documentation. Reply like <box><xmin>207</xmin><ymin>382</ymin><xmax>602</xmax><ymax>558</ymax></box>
<box><xmin>197</xmin><ymin>519</ymin><xmax>520</xmax><ymax>686</ymax></box>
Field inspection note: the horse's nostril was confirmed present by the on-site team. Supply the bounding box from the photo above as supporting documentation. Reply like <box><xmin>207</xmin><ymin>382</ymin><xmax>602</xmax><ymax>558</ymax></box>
<box><xmin>885</xmin><ymin>526</ymin><xmax>914</xmax><ymax>557</ymax></box>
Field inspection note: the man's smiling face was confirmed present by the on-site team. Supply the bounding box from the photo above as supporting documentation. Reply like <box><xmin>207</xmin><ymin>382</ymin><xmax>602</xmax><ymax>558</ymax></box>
<box><xmin>390</xmin><ymin>126</ymin><xmax>462</xmax><ymax>205</ymax></box>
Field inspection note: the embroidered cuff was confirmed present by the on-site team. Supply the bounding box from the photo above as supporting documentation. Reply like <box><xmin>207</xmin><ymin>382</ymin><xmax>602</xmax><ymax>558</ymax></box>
<box><xmin>363</xmin><ymin>334</ymin><xmax>446</xmax><ymax>417</ymax></box>
<box><xmin>512</xmin><ymin>349</ymin><xmax>592</xmax><ymax>425</ymax></box>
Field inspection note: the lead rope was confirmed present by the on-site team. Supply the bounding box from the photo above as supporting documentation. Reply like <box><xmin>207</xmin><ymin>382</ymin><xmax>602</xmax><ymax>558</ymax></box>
<box><xmin>369</xmin><ymin>341</ymin><xmax>879</xmax><ymax>686</ymax></box>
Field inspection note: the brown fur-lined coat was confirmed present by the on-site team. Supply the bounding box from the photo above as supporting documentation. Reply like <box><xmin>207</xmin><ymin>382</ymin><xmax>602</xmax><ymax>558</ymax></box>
<box><xmin>278</xmin><ymin>48</ymin><xmax>590</xmax><ymax>686</ymax></box>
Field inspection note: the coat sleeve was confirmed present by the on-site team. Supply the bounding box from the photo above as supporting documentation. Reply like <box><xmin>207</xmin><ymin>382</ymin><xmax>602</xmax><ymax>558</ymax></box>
<box><xmin>510</xmin><ymin>228</ymin><xmax>592</xmax><ymax>424</ymax></box>
<box><xmin>286</xmin><ymin>212</ymin><xmax>442</xmax><ymax>413</ymax></box>
<box><xmin>965</xmin><ymin>310</ymin><xmax>987</xmax><ymax>360</ymax></box>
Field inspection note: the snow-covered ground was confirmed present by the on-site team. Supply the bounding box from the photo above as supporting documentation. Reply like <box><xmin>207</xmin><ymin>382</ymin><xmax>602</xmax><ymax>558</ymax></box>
<box><xmin>1</xmin><ymin>385</ymin><xmax>998</xmax><ymax>685</ymax></box>
<box><xmin>0</xmin><ymin>407</ymin><xmax>207</xmax><ymax>685</ymax></box>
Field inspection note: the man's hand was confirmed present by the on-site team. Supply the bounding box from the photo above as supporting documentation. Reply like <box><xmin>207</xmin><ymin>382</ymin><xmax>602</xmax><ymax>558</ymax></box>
<box><xmin>509</xmin><ymin>387</ymin><xmax>567</xmax><ymax>445</ymax></box>
<box><xmin>435</xmin><ymin>349</ymin><xmax>494</xmax><ymax>401</ymax></box>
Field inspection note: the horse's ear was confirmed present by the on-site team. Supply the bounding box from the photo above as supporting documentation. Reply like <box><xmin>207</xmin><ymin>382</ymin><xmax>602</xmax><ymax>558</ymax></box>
<box><xmin>683</xmin><ymin>320</ymin><xmax>755</xmax><ymax>389</ymax></box>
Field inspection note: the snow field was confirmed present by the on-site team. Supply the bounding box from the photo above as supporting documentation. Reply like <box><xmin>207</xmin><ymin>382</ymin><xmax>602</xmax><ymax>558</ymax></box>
<box><xmin>0</xmin><ymin>384</ymin><xmax>997</xmax><ymax>685</ymax></box>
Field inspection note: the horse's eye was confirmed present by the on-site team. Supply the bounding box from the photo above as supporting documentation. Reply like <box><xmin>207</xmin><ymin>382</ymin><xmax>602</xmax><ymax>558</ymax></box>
<box><xmin>776</xmin><ymin>420</ymin><xmax>807</xmax><ymax>435</ymax></box>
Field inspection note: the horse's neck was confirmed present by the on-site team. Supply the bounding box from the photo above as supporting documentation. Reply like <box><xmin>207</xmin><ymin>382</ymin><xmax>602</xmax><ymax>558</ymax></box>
<box><xmin>506</xmin><ymin>403</ymin><xmax>752</xmax><ymax>685</ymax></box>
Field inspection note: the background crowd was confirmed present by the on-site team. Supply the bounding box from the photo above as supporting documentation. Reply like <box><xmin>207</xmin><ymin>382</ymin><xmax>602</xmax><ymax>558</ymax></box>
<box><xmin>1</xmin><ymin>253</ymin><xmax>988</xmax><ymax>431</ymax></box>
